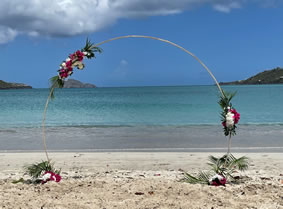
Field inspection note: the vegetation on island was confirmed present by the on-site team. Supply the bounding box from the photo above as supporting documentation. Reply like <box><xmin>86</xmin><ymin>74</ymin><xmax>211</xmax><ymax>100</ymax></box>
<box><xmin>220</xmin><ymin>67</ymin><xmax>283</xmax><ymax>85</ymax></box>
<box><xmin>0</xmin><ymin>80</ymin><xmax>32</xmax><ymax>89</ymax></box>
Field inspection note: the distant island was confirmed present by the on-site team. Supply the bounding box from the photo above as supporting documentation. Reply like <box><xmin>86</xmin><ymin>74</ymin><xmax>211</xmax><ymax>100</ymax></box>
<box><xmin>0</xmin><ymin>80</ymin><xmax>32</xmax><ymax>89</ymax></box>
<box><xmin>63</xmin><ymin>79</ymin><xmax>96</xmax><ymax>88</ymax></box>
<box><xmin>220</xmin><ymin>67</ymin><xmax>283</xmax><ymax>85</ymax></box>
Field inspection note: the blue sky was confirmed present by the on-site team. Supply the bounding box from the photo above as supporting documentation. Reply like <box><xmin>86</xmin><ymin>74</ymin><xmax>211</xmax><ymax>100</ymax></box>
<box><xmin>0</xmin><ymin>0</ymin><xmax>282</xmax><ymax>88</ymax></box>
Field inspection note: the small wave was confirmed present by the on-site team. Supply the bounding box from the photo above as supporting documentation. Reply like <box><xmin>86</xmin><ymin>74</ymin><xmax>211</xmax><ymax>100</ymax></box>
<box><xmin>2</xmin><ymin>122</ymin><xmax>283</xmax><ymax>129</ymax></box>
<box><xmin>0</xmin><ymin>129</ymin><xmax>17</xmax><ymax>133</ymax></box>
<box><xmin>2</xmin><ymin>147</ymin><xmax>283</xmax><ymax>153</ymax></box>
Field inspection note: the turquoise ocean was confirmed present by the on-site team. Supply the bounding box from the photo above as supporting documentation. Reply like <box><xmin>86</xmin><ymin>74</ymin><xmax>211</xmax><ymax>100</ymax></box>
<box><xmin>0</xmin><ymin>85</ymin><xmax>283</xmax><ymax>152</ymax></box>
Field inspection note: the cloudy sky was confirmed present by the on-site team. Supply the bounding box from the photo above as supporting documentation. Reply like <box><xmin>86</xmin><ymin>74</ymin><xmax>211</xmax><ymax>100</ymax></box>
<box><xmin>1</xmin><ymin>0</ymin><xmax>282</xmax><ymax>87</ymax></box>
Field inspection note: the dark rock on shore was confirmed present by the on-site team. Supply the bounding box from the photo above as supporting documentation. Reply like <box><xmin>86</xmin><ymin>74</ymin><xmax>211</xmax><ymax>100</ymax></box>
<box><xmin>0</xmin><ymin>80</ymin><xmax>32</xmax><ymax>89</ymax></box>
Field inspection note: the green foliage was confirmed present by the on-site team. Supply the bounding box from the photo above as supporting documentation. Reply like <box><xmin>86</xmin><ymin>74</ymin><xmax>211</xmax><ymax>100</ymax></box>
<box><xmin>82</xmin><ymin>38</ymin><xmax>103</xmax><ymax>59</ymax></box>
<box><xmin>184</xmin><ymin>154</ymin><xmax>249</xmax><ymax>184</ymax></box>
<box><xmin>218</xmin><ymin>91</ymin><xmax>236</xmax><ymax>111</ymax></box>
<box><xmin>207</xmin><ymin>154</ymin><xmax>249</xmax><ymax>181</ymax></box>
<box><xmin>184</xmin><ymin>171</ymin><xmax>211</xmax><ymax>184</ymax></box>
<box><xmin>24</xmin><ymin>161</ymin><xmax>60</xmax><ymax>180</ymax></box>
<box><xmin>49</xmin><ymin>76</ymin><xmax>64</xmax><ymax>99</ymax></box>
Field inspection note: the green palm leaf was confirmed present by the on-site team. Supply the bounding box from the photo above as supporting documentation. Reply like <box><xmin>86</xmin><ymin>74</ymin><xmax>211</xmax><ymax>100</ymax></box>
<box><xmin>24</xmin><ymin>161</ymin><xmax>60</xmax><ymax>179</ymax></box>
<box><xmin>184</xmin><ymin>171</ymin><xmax>212</xmax><ymax>184</ymax></box>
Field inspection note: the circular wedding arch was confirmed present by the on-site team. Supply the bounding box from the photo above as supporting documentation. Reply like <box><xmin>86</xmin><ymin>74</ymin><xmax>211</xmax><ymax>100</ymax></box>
<box><xmin>42</xmin><ymin>35</ymin><xmax>225</xmax><ymax>161</ymax></box>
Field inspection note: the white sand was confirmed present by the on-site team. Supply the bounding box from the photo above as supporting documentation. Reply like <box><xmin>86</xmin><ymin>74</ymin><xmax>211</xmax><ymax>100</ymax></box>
<box><xmin>0</xmin><ymin>152</ymin><xmax>282</xmax><ymax>208</ymax></box>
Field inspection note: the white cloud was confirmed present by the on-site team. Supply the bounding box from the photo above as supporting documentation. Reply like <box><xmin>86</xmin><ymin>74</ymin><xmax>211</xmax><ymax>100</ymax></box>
<box><xmin>0</xmin><ymin>26</ymin><xmax>18</xmax><ymax>44</ymax></box>
<box><xmin>120</xmin><ymin>59</ymin><xmax>128</xmax><ymax>66</ymax></box>
<box><xmin>213</xmin><ymin>2</ymin><xmax>241</xmax><ymax>13</ymax></box>
<box><xmin>0</xmin><ymin>0</ymin><xmax>277</xmax><ymax>44</ymax></box>
<box><xmin>109</xmin><ymin>59</ymin><xmax>129</xmax><ymax>80</ymax></box>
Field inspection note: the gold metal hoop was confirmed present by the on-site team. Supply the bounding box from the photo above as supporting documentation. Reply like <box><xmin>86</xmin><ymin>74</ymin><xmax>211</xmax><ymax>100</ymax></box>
<box><xmin>42</xmin><ymin>35</ymin><xmax>224</xmax><ymax>161</ymax></box>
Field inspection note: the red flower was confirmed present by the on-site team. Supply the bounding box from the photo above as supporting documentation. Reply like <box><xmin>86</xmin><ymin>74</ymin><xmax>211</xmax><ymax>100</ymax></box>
<box><xmin>41</xmin><ymin>171</ymin><xmax>61</xmax><ymax>184</ymax></box>
<box><xmin>60</xmin><ymin>71</ymin><xmax>68</xmax><ymax>79</ymax></box>
<box><xmin>231</xmin><ymin>109</ymin><xmax>240</xmax><ymax>124</ymax></box>
<box><xmin>210</xmin><ymin>175</ymin><xmax>226</xmax><ymax>186</ymax></box>
<box><xmin>70</xmin><ymin>53</ymin><xmax>75</xmax><ymax>60</ymax></box>
<box><xmin>66</xmin><ymin>60</ymin><xmax>73</xmax><ymax>71</ymax></box>
<box><xmin>222</xmin><ymin>121</ymin><xmax>226</xmax><ymax>127</ymax></box>
<box><xmin>53</xmin><ymin>173</ymin><xmax>61</xmax><ymax>182</ymax></box>
<box><xmin>76</xmin><ymin>50</ymin><xmax>84</xmax><ymax>61</ymax></box>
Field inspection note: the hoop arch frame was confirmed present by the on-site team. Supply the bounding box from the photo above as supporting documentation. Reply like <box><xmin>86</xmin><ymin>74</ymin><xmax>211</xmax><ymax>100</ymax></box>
<box><xmin>42</xmin><ymin>35</ymin><xmax>224</xmax><ymax>161</ymax></box>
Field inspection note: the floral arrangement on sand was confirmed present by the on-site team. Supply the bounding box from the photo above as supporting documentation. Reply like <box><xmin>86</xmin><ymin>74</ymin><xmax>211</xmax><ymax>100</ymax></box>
<box><xmin>13</xmin><ymin>161</ymin><xmax>61</xmax><ymax>184</ymax></box>
<box><xmin>184</xmin><ymin>91</ymin><xmax>249</xmax><ymax>186</ymax></box>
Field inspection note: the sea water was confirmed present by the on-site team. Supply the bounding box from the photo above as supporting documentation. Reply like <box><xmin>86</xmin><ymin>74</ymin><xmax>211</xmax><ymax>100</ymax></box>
<box><xmin>0</xmin><ymin>85</ymin><xmax>283</xmax><ymax>151</ymax></box>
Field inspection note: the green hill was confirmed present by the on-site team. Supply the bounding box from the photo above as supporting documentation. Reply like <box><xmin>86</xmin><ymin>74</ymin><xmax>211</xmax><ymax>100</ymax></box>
<box><xmin>0</xmin><ymin>80</ymin><xmax>32</xmax><ymax>89</ymax></box>
<box><xmin>219</xmin><ymin>67</ymin><xmax>283</xmax><ymax>85</ymax></box>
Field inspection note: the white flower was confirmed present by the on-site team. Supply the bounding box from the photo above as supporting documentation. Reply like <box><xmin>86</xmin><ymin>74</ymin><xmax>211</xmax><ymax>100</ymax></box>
<box><xmin>225</xmin><ymin>112</ymin><xmax>234</xmax><ymax>128</ymax></box>
<box><xmin>73</xmin><ymin>61</ymin><xmax>84</xmax><ymax>70</ymax></box>
<box><xmin>66</xmin><ymin>58</ymin><xmax>71</xmax><ymax>62</ymax></box>
<box><xmin>61</xmin><ymin>62</ymin><xmax>66</xmax><ymax>67</ymax></box>
<box><xmin>225</xmin><ymin>106</ymin><xmax>231</xmax><ymax>111</ymax></box>
<box><xmin>83</xmin><ymin>51</ymin><xmax>88</xmax><ymax>55</ymax></box>
<box><xmin>209</xmin><ymin>174</ymin><xmax>224</xmax><ymax>182</ymax></box>
<box><xmin>41</xmin><ymin>173</ymin><xmax>51</xmax><ymax>181</ymax></box>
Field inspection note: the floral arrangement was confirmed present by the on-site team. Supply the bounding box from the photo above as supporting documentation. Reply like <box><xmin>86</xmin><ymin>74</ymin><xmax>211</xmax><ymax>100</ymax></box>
<box><xmin>13</xmin><ymin>161</ymin><xmax>61</xmax><ymax>184</ymax></box>
<box><xmin>41</xmin><ymin>171</ymin><xmax>61</xmax><ymax>184</ymax></box>
<box><xmin>184</xmin><ymin>154</ymin><xmax>249</xmax><ymax>186</ymax></box>
<box><xmin>219</xmin><ymin>91</ymin><xmax>240</xmax><ymax>137</ymax></box>
<box><xmin>49</xmin><ymin>39</ymin><xmax>102</xmax><ymax>99</ymax></box>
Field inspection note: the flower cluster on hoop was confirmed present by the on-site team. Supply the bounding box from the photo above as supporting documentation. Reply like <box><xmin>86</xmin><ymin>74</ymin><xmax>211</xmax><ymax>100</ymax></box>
<box><xmin>49</xmin><ymin>39</ymin><xmax>102</xmax><ymax>99</ymax></box>
<box><xmin>219</xmin><ymin>91</ymin><xmax>240</xmax><ymax>136</ymax></box>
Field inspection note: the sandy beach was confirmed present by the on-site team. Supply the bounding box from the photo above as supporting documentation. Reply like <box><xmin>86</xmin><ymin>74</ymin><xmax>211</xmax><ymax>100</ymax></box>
<box><xmin>0</xmin><ymin>152</ymin><xmax>282</xmax><ymax>209</ymax></box>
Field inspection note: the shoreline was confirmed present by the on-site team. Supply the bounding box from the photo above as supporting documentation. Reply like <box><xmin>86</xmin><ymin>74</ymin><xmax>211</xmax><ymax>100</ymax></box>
<box><xmin>1</xmin><ymin>125</ymin><xmax>283</xmax><ymax>151</ymax></box>
<box><xmin>1</xmin><ymin>146</ymin><xmax>283</xmax><ymax>153</ymax></box>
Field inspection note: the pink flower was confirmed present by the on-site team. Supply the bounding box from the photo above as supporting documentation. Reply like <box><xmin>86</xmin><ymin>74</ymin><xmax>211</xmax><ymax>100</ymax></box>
<box><xmin>60</xmin><ymin>71</ymin><xmax>68</xmax><ymax>79</ymax></box>
<box><xmin>53</xmin><ymin>173</ymin><xmax>61</xmax><ymax>182</ymax></box>
<box><xmin>222</xmin><ymin>121</ymin><xmax>226</xmax><ymax>127</ymax></box>
<box><xmin>66</xmin><ymin>60</ymin><xmax>73</xmax><ymax>71</ymax></box>
<box><xmin>41</xmin><ymin>171</ymin><xmax>61</xmax><ymax>184</ymax></box>
<box><xmin>231</xmin><ymin>109</ymin><xmax>240</xmax><ymax>124</ymax></box>
<box><xmin>70</xmin><ymin>53</ymin><xmax>75</xmax><ymax>60</ymax></box>
<box><xmin>76</xmin><ymin>50</ymin><xmax>84</xmax><ymax>61</ymax></box>
<box><xmin>210</xmin><ymin>174</ymin><xmax>226</xmax><ymax>186</ymax></box>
